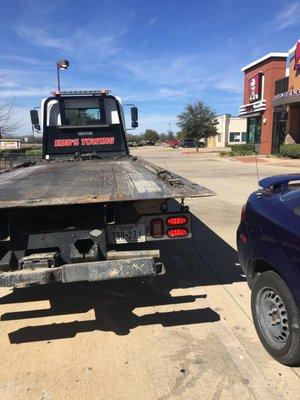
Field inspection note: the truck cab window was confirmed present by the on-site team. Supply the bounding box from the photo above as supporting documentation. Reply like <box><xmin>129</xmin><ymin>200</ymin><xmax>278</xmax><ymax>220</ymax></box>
<box><xmin>47</xmin><ymin>97</ymin><xmax>121</xmax><ymax>127</ymax></box>
<box><xmin>61</xmin><ymin>98</ymin><xmax>105</xmax><ymax>126</ymax></box>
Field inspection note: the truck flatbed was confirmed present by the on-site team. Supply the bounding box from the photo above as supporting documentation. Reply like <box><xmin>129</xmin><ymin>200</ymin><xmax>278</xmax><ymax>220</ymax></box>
<box><xmin>0</xmin><ymin>157</ymin><xmax>213</xmax><ymax>209</ymax></box>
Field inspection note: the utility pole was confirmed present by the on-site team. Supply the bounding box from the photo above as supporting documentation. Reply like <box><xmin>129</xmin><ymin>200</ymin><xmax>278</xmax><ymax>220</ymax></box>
<box><xmin>31</xmin><ymin>124</ymin><xmax>35</xmax><ymax>147</ymax></box>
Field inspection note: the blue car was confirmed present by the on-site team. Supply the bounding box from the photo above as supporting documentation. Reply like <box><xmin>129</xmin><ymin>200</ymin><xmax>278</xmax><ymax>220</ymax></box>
<box><xmin>237</xmin><ymin>174</ymin><xmax>300</xmax><ymax>366</ymax></box>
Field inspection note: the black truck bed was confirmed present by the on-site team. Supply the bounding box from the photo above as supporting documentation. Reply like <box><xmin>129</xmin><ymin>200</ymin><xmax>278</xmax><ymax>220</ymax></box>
<box><xmin>0</xmin><ymin>157</ymin><xmax>214</xmax><ymax>209</ymax></box>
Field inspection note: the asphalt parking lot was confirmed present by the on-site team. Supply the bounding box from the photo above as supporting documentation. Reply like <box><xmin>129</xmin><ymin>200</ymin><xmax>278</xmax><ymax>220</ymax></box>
<box><xmin>0</xmin><ymin>147</ymin><xmax>299</xmax><ymax>400</ymax></box>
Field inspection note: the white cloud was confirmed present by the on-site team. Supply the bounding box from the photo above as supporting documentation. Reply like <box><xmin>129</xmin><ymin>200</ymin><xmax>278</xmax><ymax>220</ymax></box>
<box><xmin>123</xmin><ymin>53</ymin><xmax>242</xmax><ymax>99</ymax></box>
<box><xmin>18</xmin><ymin>26</ymin><xmax>71</xmax><ymax>50</ymax></box>
<box><xmin>0</xmin><ymin>66</ymin><xmax>63</xmax><ymax>99</ymax></box>
<box><xmin>17</xmin><ymin>25</ymin><xmax>127</xmax><ymax>61</ymax></box>
<box><xmin>0</xmin><ymin>54</ymin><xmax>45</xmax><ymax>65</ymax></box>
<box><xmin>123</xmin><ymin>87</ymin><xmax>187</xmax><ymax>102</ymax></box>
<box><xmin>6</xmin><ymin>13</ymin><xmax>245</xmax><ymax>134</ymax></box>
<box><xmin>0</xmin><ymin>87</ymin><xmax>52</xmax><ymax>97</ymax></box>
<box><xmin>137</xmin><ymin>113</ymin><xmax>178</xmax><ymax>133</ymax></box>
<box><xmin>124</xmin><ymin>54</ymin><xmax>206</xmax><ymax>87</ymax></box>
<box><xmin>273</xmin><ymin>2</ymin><xmax>300</xmax><ymax>31</ymax></box>
<box><xmin>148</xmin><ymin>18</ymin><xmax>157</xmax><ymax>26</ymax></box>
<box><xmin>0</xmin><ymin>80</ymin><xmax>19</xmax><ymax>88</ymax></box>
<box><xmin>211</xmin><ymin>76</ymin><xmax>243</xmax><ymax>94</ymax></box>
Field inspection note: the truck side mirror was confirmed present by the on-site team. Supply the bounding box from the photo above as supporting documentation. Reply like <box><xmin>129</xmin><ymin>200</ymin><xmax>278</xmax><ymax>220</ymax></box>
<box><xmin>30</xmin><ymin>110</ymin><xmax>40</xmax><ymax>131</ymax></box>
<box><xmin>131</xmin><ymin>107</ymin><xmax>138</xmax><ymax>128</ymax></box>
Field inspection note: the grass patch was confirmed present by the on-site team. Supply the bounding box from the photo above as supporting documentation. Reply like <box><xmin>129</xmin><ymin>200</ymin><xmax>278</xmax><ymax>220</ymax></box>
<box><xmin>25</xmin><ymin>148</ymin><xmax>43</xmax><ymax>156</ymax></box>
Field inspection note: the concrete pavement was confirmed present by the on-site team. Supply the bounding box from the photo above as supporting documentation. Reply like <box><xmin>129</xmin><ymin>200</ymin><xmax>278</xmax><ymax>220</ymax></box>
<box><xmin>0</xmin><ymin>146</ymin><xmax>299</xmax><ymax>400</ymax></box>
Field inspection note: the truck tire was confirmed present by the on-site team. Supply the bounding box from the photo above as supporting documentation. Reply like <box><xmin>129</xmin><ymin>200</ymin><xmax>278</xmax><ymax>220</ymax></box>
<box><xmin>251</xmin><ymin>270</ymin><xmax>300</xmax><ymax>366</ymax></box>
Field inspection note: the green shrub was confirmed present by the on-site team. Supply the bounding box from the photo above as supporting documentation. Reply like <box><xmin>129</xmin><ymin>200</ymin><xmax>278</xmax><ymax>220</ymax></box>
<box><xmin>230</xmin><ymin>143</ymin><xmax>256</xmax><ymax>156</ymax></box>
<box><xmin>25</xmin><ymin>148</ymin><xmax>42</xmax><ymax>156</ymax></box>
<box><xmin>0</xmin><ymin>148</ymin><xmax>26</xmax><ymax>154</ymax></box>
<box><xmin>279</xmin><ymin>144</ymin><xmax>300</xmax><ymax>159</ymax></box>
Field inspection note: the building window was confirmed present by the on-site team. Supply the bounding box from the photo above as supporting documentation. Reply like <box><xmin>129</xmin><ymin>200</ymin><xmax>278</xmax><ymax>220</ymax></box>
<box><xmin>241</xmin><ymin>132</ymin><xmax>247</xmax><ymax>142</ymax></box>
<box><xmin>247</xmin><ymin>116</ymin><xmax>262</xmax><ymax>143</ymax></box>
<box><xmin>275</xmin><ymin>77</ymin><xmax>288</xmax><ymax>95</ymax></box>
<box><xmin>229</xmin><ymin>132</ymin><xmax>241</xmax><ymax>142</ymax></box>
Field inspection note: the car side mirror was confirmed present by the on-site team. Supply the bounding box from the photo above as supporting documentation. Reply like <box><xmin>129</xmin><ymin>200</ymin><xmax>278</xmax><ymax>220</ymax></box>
<box><xmin>131</xmin><ymin>106</ymin><xmax>138</xmax><ymax>128</ymax></box>
<box><xmin>30</xmin><ymin>110</ymin><xmax>40</xmax><ymax>131</ymax></box>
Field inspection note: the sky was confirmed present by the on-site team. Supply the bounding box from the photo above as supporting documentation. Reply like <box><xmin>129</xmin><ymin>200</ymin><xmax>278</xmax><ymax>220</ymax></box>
<box><xmin>0</xmin><ymin>0</ymin><xmax>299</xmax><ymax>135</ymax></box>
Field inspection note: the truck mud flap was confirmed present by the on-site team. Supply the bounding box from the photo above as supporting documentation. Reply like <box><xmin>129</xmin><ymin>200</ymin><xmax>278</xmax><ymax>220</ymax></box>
<box><xmin>0</xmin><ymin>257</ymin><xmax>165</xmax><ymax>287</ymax></box>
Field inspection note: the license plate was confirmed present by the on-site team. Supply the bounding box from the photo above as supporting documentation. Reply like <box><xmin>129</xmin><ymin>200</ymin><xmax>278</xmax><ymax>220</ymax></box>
<box><xmin>108</xmin><ymin>224</ymin><xmax>146</xmax><ymax>244</ymax></box>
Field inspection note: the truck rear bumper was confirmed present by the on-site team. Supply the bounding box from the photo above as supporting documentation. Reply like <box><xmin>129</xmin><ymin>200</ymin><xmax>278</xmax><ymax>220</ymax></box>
<box><xmin>0</xmin><ymin>257</ymin><xmax>165</xmax><ymax>287</ymax></box>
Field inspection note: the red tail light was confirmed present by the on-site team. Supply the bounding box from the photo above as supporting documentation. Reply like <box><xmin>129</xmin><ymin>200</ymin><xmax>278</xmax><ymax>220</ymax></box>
<box><xmin>166</xmin><ymin>216</ymin><xmax>188</xmax><ymax>226</ymax></box>
<box><xmin>240</xmin><ymin>205</ymin><xmax>246</xmax><ymax>223</ymax></box>
<box><xmin>150</xmin><ymin>218</ymin><xmax>164</xmax><ymax>238</ymax></box>
<box><xmin>240</xmin><ymin>233</ymin><xmax>248</xmax><ymax>244</ymax></box>
<box><xmin>167</xmin><ymin>227</ymin><xmax>189</xmax><ymax>238</ymax></box>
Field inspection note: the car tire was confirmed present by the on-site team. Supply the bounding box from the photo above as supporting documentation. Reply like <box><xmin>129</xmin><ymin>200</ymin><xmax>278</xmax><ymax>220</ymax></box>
<box><xmin>251</xmin><ymin>270</ymin><xmax>300</xmax><ymax>366</ymax></box>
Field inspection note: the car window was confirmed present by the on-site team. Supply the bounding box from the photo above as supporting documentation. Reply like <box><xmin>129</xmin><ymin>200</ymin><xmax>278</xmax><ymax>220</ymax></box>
<box><xmin>280</xmin><ymin>188</ymin><xmax>300</xmax><ymax>216</ymax></box>
<box><xmin>281</xmin><ymin>188</ymin><xmax>300</xmax><ymax>202</ymax></box>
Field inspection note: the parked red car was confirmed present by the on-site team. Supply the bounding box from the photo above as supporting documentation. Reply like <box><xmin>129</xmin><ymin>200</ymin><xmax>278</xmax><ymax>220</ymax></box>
<box><xmin>168</xmin><ymin>139</ymin><xmax>181</xmax><ymax>148</ymax></box>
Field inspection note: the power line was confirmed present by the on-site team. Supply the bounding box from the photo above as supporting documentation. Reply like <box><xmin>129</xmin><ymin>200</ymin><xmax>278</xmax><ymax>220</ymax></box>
<box><xmin>32</xmin><ymin>74</ymin><xmax>48</xmax><ymax>97</ymax></box>
<box><xmin>0</xmin><ymin>96</ymin><xmax>31</xmax><ymax>110</ymax></box>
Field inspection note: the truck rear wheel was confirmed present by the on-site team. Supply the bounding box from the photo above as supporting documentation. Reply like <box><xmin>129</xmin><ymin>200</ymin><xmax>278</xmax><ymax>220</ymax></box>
<box><xmin>251</xmin><ymin>270</ymin><xmax>300</xmax><ymax>366</ymax></box>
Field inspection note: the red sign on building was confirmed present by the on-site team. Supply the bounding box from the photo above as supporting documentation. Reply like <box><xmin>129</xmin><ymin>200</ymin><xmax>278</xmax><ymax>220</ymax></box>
<box><xmin>249</xmin><ymin>73</ymin><xmax>261</xmax><ymax>103</ymax></box>
<box><xmin>294</xmin><ymin>42</ymin><xmax>300</xmax><ymax>71</ymax></box>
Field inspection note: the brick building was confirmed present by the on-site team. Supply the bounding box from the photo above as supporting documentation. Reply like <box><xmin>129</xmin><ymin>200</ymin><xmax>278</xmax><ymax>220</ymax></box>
<box><xmin>273</xmin><ymin>41</ymin><xmax>300</xmax><ymax>149</ymax></box>
<box><xmin>239</xmin><ymin>52</ymin><xmax>288</xmax><ymax>154</ymax></box>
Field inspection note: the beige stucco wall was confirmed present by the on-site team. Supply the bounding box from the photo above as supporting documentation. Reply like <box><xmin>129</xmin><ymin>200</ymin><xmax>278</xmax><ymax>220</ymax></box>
<box><xmin>228</xmin><ymin>117</ymin><xmax>247</xmax><ymax>145</ymax></box>
<box><xmin>207</xmin><ymin>135</ymin><xmax>216</xmax><ymax>147</ymax></box>
<box><xmin>0</xmin><ymin>140</ymin><xmax>21</xmax><ymax>150</ymax></box>
<box><xmin>208</xmin><ymin>115</ymin><xmax>246</xmax><ymax>147</ymax></box>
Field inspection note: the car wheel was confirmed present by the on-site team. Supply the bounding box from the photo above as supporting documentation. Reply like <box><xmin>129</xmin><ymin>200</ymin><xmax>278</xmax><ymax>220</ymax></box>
<box><xmin>251</xmin><ymin>270</ymin><xmax>300</xmax><ymax>366</ymax></box>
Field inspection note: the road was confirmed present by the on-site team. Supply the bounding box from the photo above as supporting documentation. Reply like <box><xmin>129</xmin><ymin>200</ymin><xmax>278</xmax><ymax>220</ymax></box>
<box><xmin>0</xmin><ymin>147</ymin><xmax>299</xmax><ymax>400</ymax></box>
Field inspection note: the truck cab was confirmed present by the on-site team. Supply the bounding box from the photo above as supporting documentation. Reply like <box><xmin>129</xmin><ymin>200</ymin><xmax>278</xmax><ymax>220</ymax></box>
<box><xmin>31</xmin><ymin>90</ymin><xmax>138</xmax><ymax>159</ymax></box>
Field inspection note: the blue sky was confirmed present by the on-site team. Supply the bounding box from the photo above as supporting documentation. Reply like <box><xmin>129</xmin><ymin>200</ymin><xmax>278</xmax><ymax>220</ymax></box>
<box><xmin>0</xmin><ymin>0</ymin><xmax>299</xmax><ymax>135</ymax></box>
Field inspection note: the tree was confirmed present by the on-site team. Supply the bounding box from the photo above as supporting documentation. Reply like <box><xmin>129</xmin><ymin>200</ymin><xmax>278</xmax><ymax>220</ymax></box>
<box><xmin>126</xmin><ymin>133</ymin><xmax>143</xmax><ymax>143</ymax></box>
<box><xmin>143</xmin><ymin>129</ymin><xmax>159</xmax><ymax>142</ymax></box>
<box><xmin>159</xmin><ymin>132</ymin><xmax>168</xmax><ymax>142</ymax></box>
<box><xmin>0</xmin><ymin>100</ymin><xmax>22</xmax><ymax>138</ymax></box>
<box><xmin>177</xmin><ymin>101</ymin><xmax>217</xmax><ymax>140</ymax></box>
<box><xmin>176</xmin><ymin>131</ymin><xmax>186</xmax><ymax>139</ymax></box>
<box><xmin>166</xmin><ymin>129</ymin><xmax>174</xmax><ymax>140</ymax></box>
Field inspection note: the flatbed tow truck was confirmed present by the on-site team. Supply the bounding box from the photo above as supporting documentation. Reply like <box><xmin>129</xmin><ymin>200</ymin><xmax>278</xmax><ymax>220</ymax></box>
<box><xmin>0</xmin><ymin>89</ymin><xmax>214</xmax><ymax>287</ymax></box>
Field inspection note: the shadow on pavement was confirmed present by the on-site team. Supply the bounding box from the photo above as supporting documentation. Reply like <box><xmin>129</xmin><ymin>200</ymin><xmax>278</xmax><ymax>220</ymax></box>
<box><xmin>0</xmin><ymin>215</ymin><xmax>245</xmax><ymax>343</ymax></box>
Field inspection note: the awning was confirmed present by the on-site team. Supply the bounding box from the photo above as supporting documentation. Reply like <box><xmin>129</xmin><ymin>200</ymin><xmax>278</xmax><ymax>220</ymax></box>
<box><xmin>239</xmin><ymin>99</ymin><xmax>266</xmax><ymax>116</ymax></box>
<box><xmin>273</xmin><ymin>89</ymin><xmax>300</xmax><ymax>107</ymax></box>
<box><xmin>239</xmin><ymin>112</ymin><xmax>261</xmax><ymax>118</ymax></box>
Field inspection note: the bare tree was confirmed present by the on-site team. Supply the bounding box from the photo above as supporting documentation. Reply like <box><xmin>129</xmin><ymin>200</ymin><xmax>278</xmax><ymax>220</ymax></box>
<box><xmin>0</xmin><ymin>99</ymin><xmax>22</xmax><ymax>138</ymax></box>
